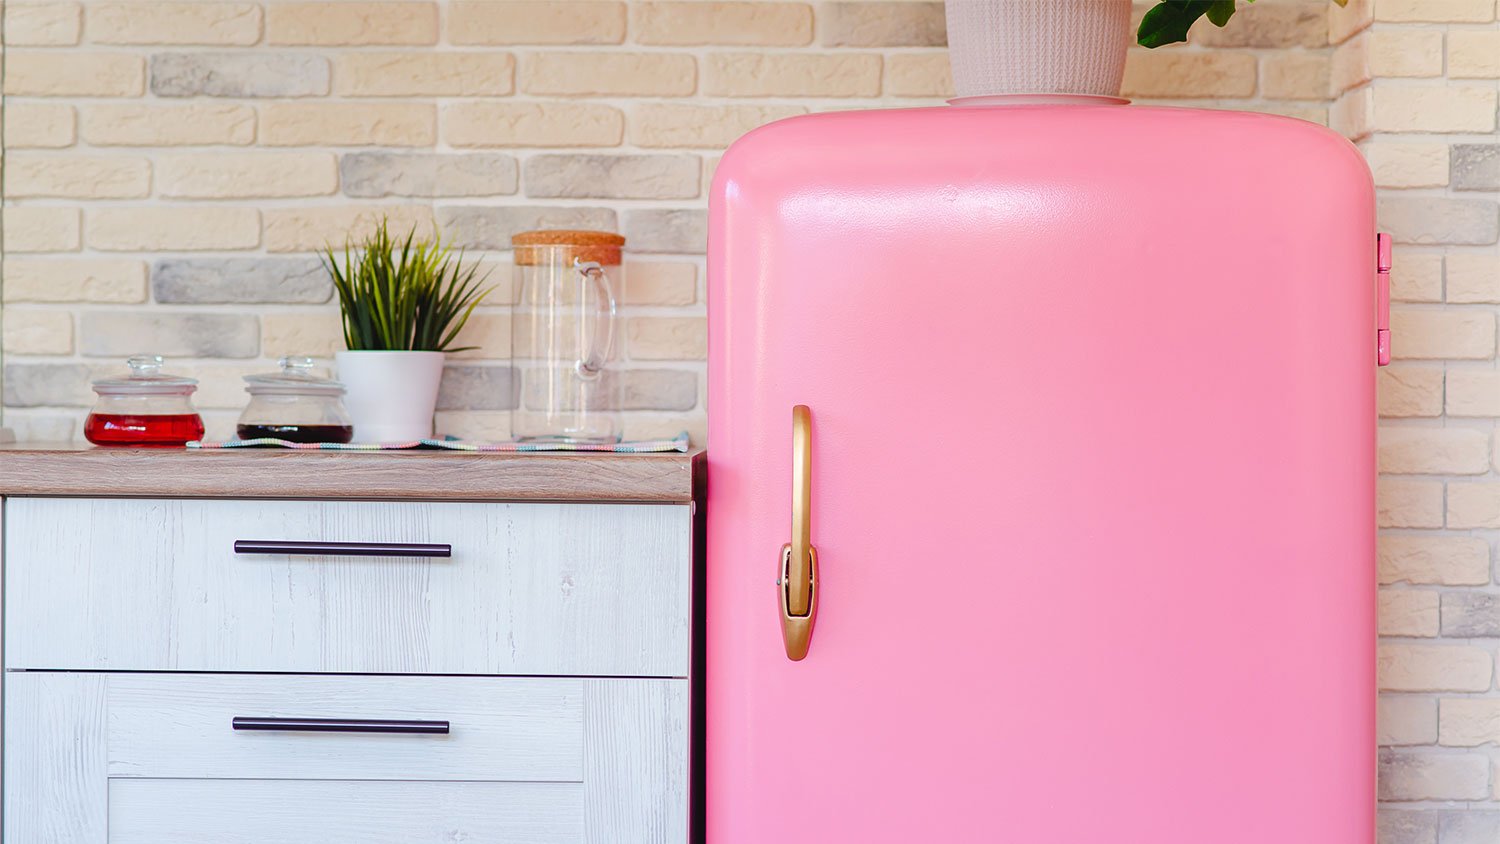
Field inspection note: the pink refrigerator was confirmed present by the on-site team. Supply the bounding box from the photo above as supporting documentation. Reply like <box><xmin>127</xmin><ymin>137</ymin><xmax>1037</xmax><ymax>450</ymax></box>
<box><xmin>706</xmin><ymin>102</ymin><xmax>1382</xmax><ymax>842</ymax></box>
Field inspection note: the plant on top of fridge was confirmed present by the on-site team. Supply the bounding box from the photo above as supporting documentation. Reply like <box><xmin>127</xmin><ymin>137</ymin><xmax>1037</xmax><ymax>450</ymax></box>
<box><xmin>1137</xmin><ymin>0</ymin><xmax>1348</xmax><ymax>48</ymax></box>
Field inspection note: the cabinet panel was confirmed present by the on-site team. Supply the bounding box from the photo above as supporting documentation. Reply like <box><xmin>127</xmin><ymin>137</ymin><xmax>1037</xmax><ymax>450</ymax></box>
<box><xmin>5</xmin><ymin>498</ymin><xmax>690</xmax><ymax>676</ymax></box>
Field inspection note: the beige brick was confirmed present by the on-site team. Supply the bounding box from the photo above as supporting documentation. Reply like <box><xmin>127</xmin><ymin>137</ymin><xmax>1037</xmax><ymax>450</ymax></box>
<box><xmin>1368</xmin><ymin>29</ymin><xmax>1443</xmax><ymax>77</ymax></box>
<box><xmin>1365</xmin><ymin>143</ymin><xmax>1449</xmax><ymax>188</ymax></box>
<box><xmin>261</xmin><ymin>311</ymin><xmax>346</xmax><ymax>358</ymax></box>
<box><xmin>1379</xmin><ymin>366</ymin><xmax>1444</xmax><ymax>417</ymax></box>
<box><xmin>1379</xmin><ymin>534</ymin><xmax>1492</xmax><ymax>585</ymax></box>
<box><xmin>1381</xmin><ymin>696</ymin><xmax>1439</xmax><ymax>746</ymax></box>
<box><xmin>1390</xmin><ymin>250</ymin><xmax>1444</xmax><ymax>301</ymax></box>
<box><xmin>2</xmin><ymin>207</ymin><xmax>81</xmax><ymax>253</ymax></box>
<box><xmin>4</xmin><ymin>156</ymin><xmax>151</xmax><ymax>199</ymax></box>
<box><xmin>629</xmin><ymin>103</ymin><xmax>805</xmax><ymax>148</ymax></box>
<box><xmin>619</xmin><ymin>411</ymin><xmax>705</xmax><ymax>446</ymax></box>
<box><xmin>1441</xmin><ymin>699</ymin><xmax>1500</xmax><ymax>747</ymax></box>
<box><xmin>1238</xmin><ymin>101</ymin><xmax>1330</xmax><ymax>126</ymax></box>
<box><xmin>450</xmin><ymin>1</ymin><xmax>625</xmax><ymax>45</ymax></box>
<box><xmin>633</xmin><ymin>2</ymin><xmax>811</xmax><ymax>46</ymax></box>
<box><xmin>3</xmin><ymin>104</ymin><xmax>76</xmax><ymax>149</ymax></box>
<box><xmin>1379</xmin><ymin>427</ymin><xmax>1492</xmax><ymax>474</ymax></box>
<box><xmin>335</xmin><ymin>53</ymin><xmax>515</xmax><ymax>96</ymax></box>
<box><xmin>886</xmin><ymin>53</ymin><xmax>953</xmax><ymax>98</ymax></box>
<box><xmin>1450</xmin><ymin>484</ymin><xmax>1500</xmax><ymax>529</ymax></box>
<box><xmin>80</xmin><ymin>103</ymin><xmax>256</xmax><ymax>147</ymax></box>
<box><xmin>5</xmin><ymin>2</ymin><xmax>81</xmax><ymax>45</ymax></box>
<box><xmin>1448</xmin><ymin>369</ymin><xmax>1500</xmax><ymax>417</ymax></box>
<box><xmin>91</xmin><ymin>2</ymin><xmax>261</xmax><ymax>45</ymax></box>
<box><xmin>704</xmin><ymin>53</ymin><xmax>879</xmax><ymax>97</ymax></box>
<box><xmin>1121</xmin><ymin>52</ymin><xmax>1258</xmax><ymax>99</ymax></box>
<box><xmin>1379</xmin><ymin>589</ymin><xmax>1440</xmax><ymax>637</ymax></box>
<box><xmin>3</xmin><ymin>310</ymin><xmax>73</xmax><ymax>356</ymax></box>
<box><xmin>1329</xmin><ymin>0</ymin><xmax>1374</xmax><ymax>44</ymax></box>
<box><xmin>263</xmin><ymin>206</ymin><xmax>436</xmax><ymax>253</ymax></box>
<box><xmin>1379</xmin><ymin>644</ymin><xmax>1493</xmax><ymax>692</ymax></box>
<box><xmin>267</xmin><ymin>1</ymin><xmax>437</xmax><ymax>45</ymax></box>
<box><xmin>2</xmin><ymin>259</ymin><xmax>147</xmax><ymax>303</ymax></box>
<box><xmin>262</xmin><ymin>103</ymin><xmax>436</xmax><ymax>147</ymax></box>
<box><xmin>89</xmin><ymin>207</ymin><xmax>261</xmax><ymax>251</ymax></box>
<box><xmin>820</xmin><ymin>1</ymin><xmax>945</xmax><ymax>47</ymax></box>
<box><xmin>627</xmin><ymin>317</ymin><xmax>706</xmax><ymax>360</ymax></box>
<box><xmin>1330</xmin><ymin>33</ymin><xmax>1370</xmax><ymax>93</ymax></box>
<box><xmin>4</xmin><ymin>52</ymin><xmax>144</xmax><ymax>97</ymax></box>
<box><xmin>1450</xmin><ymin>31</ymin><xmax>1500</xmax><ymax>79</ymax></box>
<box><xmin>1378</xmin><ymin>750</ymin><xmax>1491</xmax><ymax>800</ymax></box>
<box><xmin>1329</xmin><ymin>85</ymin><xmax>1372</xmax><ymax>138</ymax></box>
<box><xmin>1194</xmin><ymin>2</ymin><xmax>1326</xmax><ymax>48</ymax></box>
<box><xmin>1262</xmin><ymin>52</ymin><xmax>1331</xmax><ymax>100</ymax></box>
<box><xmin>158</xmin><ymin>153</ymin><xmax>339</xmax><ymax>199</ymax></box>
<box><xmin>1448</xmin><ymin>254</ymin><xmax>1500</xmax><ymax>304</ymax></box>
<box><xmin>1379</xmin><ymin>478</ymin><xmax>1446</xmax><ymax>528</ymax></box>
<box><xmin>1390</xmin><ymin>310</ymin><xmax>1496</xmax><ymax>359</ymax></box>
<box><xmin>521</xmin><ymin>52</ymin><xmax>696</xmax><ymax>97</ymax></box>
<box><xmin>1376</xmin><ymin>0</ymin><xmax>1495</xmax><ymax>21</ymax></box>
<box><xmin>623</xmin><ymin>261</ymin><xmax>696</xmax><ymax>305</ymax></box>
<box><xmin>447</xmin><ymin>313</ymin><xmax>511</xmax><ymax>361</ymax></box>
<box><xmin>434</xmin><ymin>411</ymin><xmax>511</xmax><ymax>441</ymax></box>
<box><xmin>1372</xmin><ymin>86</ymin><xmax>1497</xmax><ymax>133</ymax></box>
<box><xmin>445</xmin><ymin>102</ymin><xmax>624</xmax><ymax>148</ymax></box>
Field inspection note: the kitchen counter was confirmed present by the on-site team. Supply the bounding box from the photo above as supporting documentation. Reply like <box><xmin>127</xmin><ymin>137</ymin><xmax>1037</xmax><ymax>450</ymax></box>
<box><xmin>0</xmin><ymin>442</ymin><xmax>704</xmax><ymax>503</ymax></box>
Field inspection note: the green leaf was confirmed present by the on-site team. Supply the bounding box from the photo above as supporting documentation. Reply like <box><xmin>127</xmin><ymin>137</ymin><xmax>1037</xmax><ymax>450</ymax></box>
<box><xmin>1137</xmin><ymin>0</ymin><xmax>1217</xmax><ymax>48</ymax></box>
<box><xmin>1206</xmin><ymin>0</ymin><xmax>1237</xmax><ymax>27</ymax></box>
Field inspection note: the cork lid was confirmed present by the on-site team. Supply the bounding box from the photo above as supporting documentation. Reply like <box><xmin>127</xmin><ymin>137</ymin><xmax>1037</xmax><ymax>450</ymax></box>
<box><xmin>512</xmin><ymin>230</ymin><xmax>625</xmax><ymax>266</ymax></box>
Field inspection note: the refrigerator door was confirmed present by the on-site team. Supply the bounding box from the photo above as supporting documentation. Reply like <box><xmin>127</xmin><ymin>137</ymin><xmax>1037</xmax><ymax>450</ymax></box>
<box><xmin>707</xmin><ymin>104</ymin><xmax>1375</xmax><ymax>844</ymax></box>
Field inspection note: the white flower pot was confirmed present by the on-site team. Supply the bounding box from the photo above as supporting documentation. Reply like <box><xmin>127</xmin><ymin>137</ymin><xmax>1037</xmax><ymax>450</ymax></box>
<box><xmin>945</xmin><ymin>0</ymin><xmax>1133</xmax><ymax>102</ymax></box>
<box><xmin>335</xmin><ymin>350</ymin><xmax>445</xmax><ymax>443</ymax></box>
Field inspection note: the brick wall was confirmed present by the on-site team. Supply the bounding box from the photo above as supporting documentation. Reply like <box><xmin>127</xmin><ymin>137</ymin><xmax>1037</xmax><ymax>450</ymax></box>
<box><xmin>1</xmin><ymin>0</ymin><xmax>1329</xmax><ymax>444</ymax></box>
<box><xmin>1329</xmin><ymin>0</ymin><xmax>1500</xmax><ymax>838</ymax></box>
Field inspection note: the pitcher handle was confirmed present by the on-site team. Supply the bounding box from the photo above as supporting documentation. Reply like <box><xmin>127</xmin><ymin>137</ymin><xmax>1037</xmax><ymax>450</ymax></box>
<box><xmin>575</xmin><ymin>259</ymin><xmax>615</xmax><ymax>380</ymax></box>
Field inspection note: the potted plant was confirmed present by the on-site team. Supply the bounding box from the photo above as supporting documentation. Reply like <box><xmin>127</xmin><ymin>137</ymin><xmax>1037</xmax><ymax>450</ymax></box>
<box><xmin>1137</xmin><ymin>0</ymin><xmax>1348</xmax><ymax>48</ymax></box>
<box><xmin>324</xmin><ymin>220</ymin><xmax>492</xmax><ymax>443</ymax></box>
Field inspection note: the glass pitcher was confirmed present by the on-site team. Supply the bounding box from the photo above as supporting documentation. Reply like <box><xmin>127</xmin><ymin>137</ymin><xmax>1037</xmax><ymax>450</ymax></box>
<box><xmin>511</xmin><ymin>230</ymin><xmax>622</xmax><ymax>442</ymax></box>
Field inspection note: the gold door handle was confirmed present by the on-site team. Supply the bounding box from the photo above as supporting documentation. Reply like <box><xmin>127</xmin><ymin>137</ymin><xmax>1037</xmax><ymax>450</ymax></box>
<box><xmin>779</xmin><ymin>404</ymin><xmax>818</xmax><ymax>661</ymax></box>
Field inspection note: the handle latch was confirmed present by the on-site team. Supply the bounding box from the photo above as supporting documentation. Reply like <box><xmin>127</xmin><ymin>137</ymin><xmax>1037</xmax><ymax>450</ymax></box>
<box><xmin>778</xmin><ymin>405</ymin><xmax>818</xmax><ymax>661</ymax></box>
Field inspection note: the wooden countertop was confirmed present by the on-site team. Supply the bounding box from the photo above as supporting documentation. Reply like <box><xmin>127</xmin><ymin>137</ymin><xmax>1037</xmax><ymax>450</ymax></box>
<box><xmin>0</xmin><ymin>443</ymin><xmax>704</xmax><ymax>503</ymax></box>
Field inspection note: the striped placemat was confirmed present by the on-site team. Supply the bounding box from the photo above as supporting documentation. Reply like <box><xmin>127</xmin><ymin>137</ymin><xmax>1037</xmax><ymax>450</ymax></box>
<box><xmin>188</xmin><ymin>432</ymin><xmax>691</xmax><ymax>453</ymax></box>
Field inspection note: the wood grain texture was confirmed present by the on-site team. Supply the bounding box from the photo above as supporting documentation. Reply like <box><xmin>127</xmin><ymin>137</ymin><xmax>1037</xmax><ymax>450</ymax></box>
<box><xmin>585</xmin><ymin>679</ymin><xmax>690</xmax><ymax>843</ymax></box>
<box><xmin>0</xmin><ymin>443</ymin><xmax>704</xmax><ymax>503</ymax></box>
<box><xmin>3</xmin><ymin>673</ymin><xmax>107</xmax><ymax>844</ymax></box>
<box><xmin>108</xmin><ymin>779</ymin><xmax>584</xmax><ymax>844</ymax></box>
<box><xmin>107</xmin><ymin>674</ymin><xmax>584</xmax><ymax>782</ymax></box>
<box><xmin>6</xmin><ymin>498</ymin><xmax>691</xmax><ymax>676</ymax></box>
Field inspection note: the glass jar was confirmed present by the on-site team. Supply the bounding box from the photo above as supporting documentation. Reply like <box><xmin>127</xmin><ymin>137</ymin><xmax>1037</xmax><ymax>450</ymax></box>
<box><xmin>237</xmin><ymin>356</ymin><xmax>354</xmax><ymax>444</ymax></box>
<box><xmin>511</xmin><ymin>229</ymin><xmax>621</xmax><ymax>442</ymax></box>
<box><xmin>84</xmin><ymin>355</ymin><xmax>205</xmax><ymax>446</ymax></box>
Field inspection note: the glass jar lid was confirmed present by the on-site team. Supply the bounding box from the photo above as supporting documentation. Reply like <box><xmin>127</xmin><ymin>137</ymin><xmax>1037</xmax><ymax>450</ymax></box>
<box><xmin>244</xmin><ymin>356</ymin><xmax>345</xmax><ymax>397</ymax></box>
<box><xmin>91</xmin><ymin>355</ymin><xmax>198</xmax><ymax>396</ymax></box>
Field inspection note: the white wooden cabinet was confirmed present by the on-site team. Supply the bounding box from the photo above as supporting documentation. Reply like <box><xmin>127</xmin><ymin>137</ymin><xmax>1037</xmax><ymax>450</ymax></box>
<box><xmin>0</xmin><ymin>448</ymin><xmax>702</xmax><ymax>844</ymax></box>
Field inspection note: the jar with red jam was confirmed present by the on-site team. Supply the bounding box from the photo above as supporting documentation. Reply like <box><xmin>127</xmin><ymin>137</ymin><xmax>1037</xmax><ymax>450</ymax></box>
<box><xmin>84</xmin><ymin>355</ymin><xmax>205</xmax><ymax>446</ymax></box>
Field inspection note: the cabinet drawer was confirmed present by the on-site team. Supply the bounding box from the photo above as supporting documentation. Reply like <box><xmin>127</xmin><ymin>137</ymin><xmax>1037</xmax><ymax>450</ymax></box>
<box><xmin>5</xmin><ymin>672</ymin><xmax>688</xmax><ymax>843</ymax></box>
<box><xmin>4</xmin><ymin>497</ymin><xmax>691</xmax><ymax>676</ymax></box>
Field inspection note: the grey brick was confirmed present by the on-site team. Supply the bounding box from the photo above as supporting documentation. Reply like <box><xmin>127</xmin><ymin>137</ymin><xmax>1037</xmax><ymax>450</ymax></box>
<box><xmin>821</xmin><ymin>2</ymin><xmax>945</xmax><ymax>47</ymax></box>
<box><xmin>341</xmin><ymin>153</ymin><xmax>518</xmax><ymax>199</ymax></box>
<box><xmin>153</xmin><ymin>258</ymin><xmax>331</xmax><ymax>305</ymax></box>
<box><xmin>1378</xmin><ymin>197</ymin><xmax>1500</xmax><ymax>245</ymax></box>
<box><xmin>1378</xmin><ymin>750</ymin><xmax>1490</xmax><ymax>802</ymax></box>
<box><xmin>522</xmin><ymin>368</ymin><xmax>697</xmax><ymax>413</ymax></box>
<box><xmin>1378</xmin><ymin>810</ymin><xmax>1437</xmax><ymax>844</ymax></box>
<box><xmin>1442</xmin><ymin>812</ymin><xmax>1500</xmax><ymax>843</ymax></box>
<box><xmin>151</xmin><ymin>53</ymin><xmax>330</xmax><ymax>97</ymax></box>
<box><xmin>1453</xmin><ymin>145</ymin><xmax>1500</xmax><ymax>192</ymax></box>
<box><xmin>437</xmin><ymin>206</ymin><xmax>616</xmax><ymax>250</ymax></box>
<box><xmin>1440</xmin><ymin>593</ymin><xmax>1500</xmax><ymax>637</ymax></box>
<box><xmin>623</xmin><ymin>209</ymin><xmax>706</xmax><ymax>254</ymax></box>
<box><xmin>437</xmin><ymin>365</ymin><xmax>519</xmax><ymax>411</ymax></box>
<box><xmin>81</xmin><ymin>313</ymin><xmax>259</xmax><ymax>358</ymax></box>
<box><xmin>2</xmin><ymin>363</ymin><xmax>93</xmax><ymax>408</ymax></box>
<box><xmin>525</xmin><ymin>154</ymin><xmax>700</xmax><ymax>200</ymax></box>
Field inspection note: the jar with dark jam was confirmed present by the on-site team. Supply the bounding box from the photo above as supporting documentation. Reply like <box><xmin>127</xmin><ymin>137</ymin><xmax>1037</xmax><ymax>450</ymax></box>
<box><xmin>85</xmin><ymin>355</ymin><xmax>206</xmax><ymax>447</ymax></box>
<box><xmin>237</xmin><ymin>356</ymin><xmax>354</xmax><ymax>444</ymax></box>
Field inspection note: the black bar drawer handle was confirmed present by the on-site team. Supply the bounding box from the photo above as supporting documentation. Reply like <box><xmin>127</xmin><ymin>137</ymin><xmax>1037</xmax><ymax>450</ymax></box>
<box><xmin>233</xmin><ymin>540</ymin><xmax>451</xmax><ymax>558</ymax></box>
<box><xmin>232</xmin><ymin>717</ymin><xmax>449</xmax><ymax>735</ymax></box>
